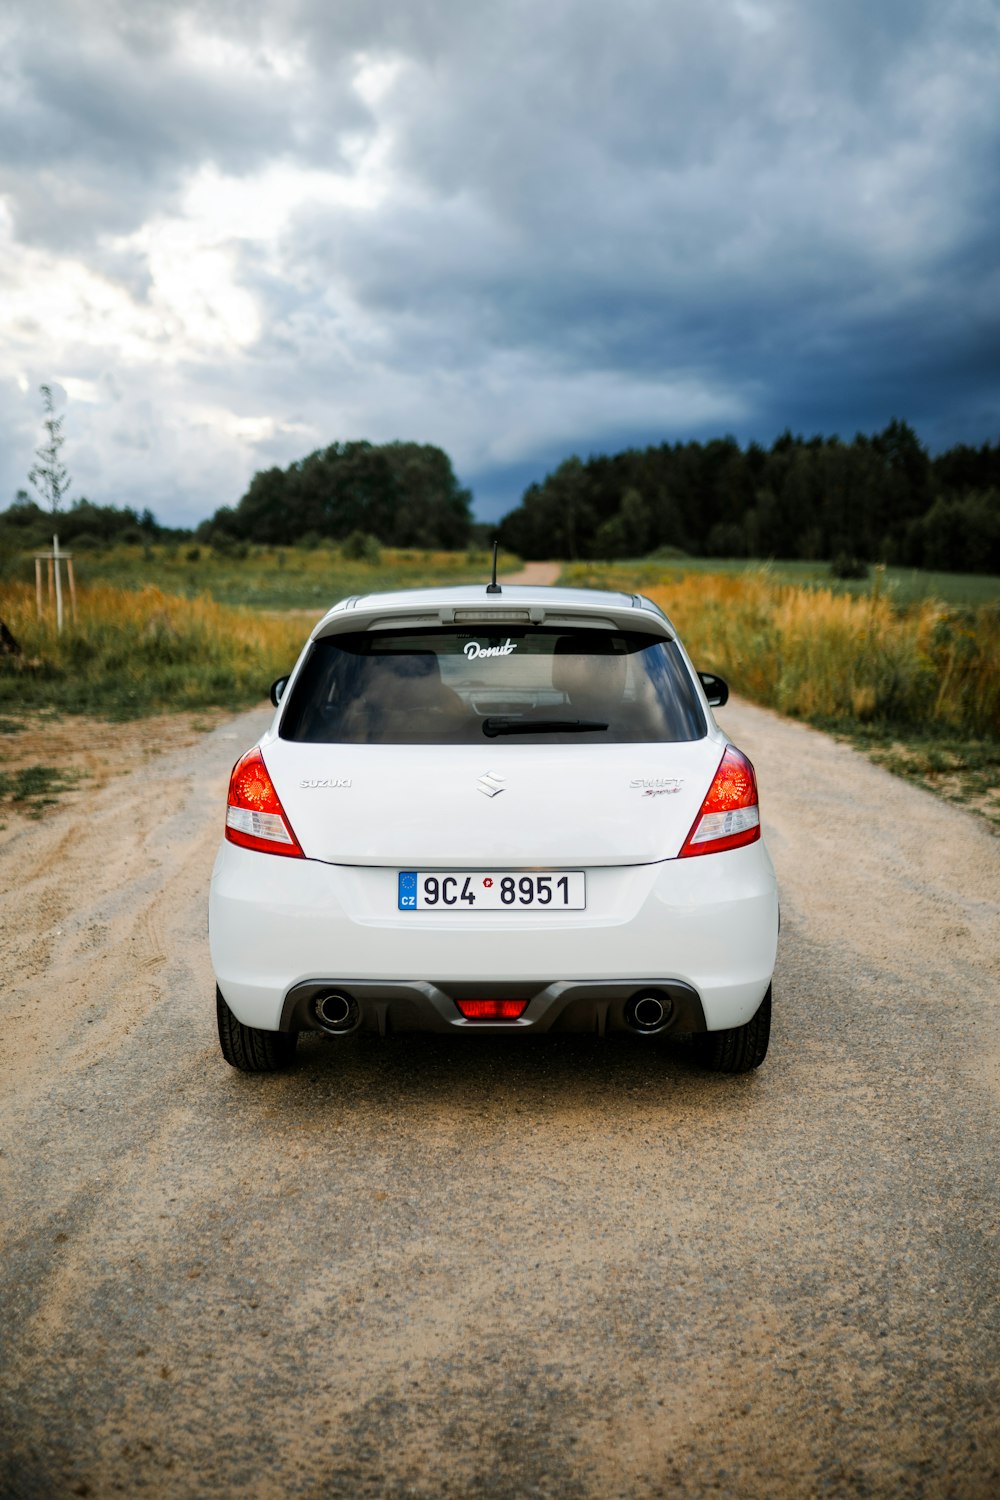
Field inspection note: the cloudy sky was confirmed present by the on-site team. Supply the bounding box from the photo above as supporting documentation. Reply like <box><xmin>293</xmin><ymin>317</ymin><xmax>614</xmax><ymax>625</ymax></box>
<box><xmin>2</xmin><ymin>0</ymin><xmax>998</xmax><ymax>529</ymax></box>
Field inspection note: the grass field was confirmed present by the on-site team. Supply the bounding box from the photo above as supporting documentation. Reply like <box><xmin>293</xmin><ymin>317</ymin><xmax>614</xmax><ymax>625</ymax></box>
<box><xmin>31</xmin><ymin>542</ymin><xmax>502</xmax><ymax>609</ymax></box>
<box><xmin>570</xmin><ymin>555</ymin><xmax>1000</xmax><ymax>608</ymax></box>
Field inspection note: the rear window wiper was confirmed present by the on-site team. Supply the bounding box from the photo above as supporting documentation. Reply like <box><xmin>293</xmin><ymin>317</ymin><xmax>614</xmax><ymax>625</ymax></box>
<box><xmin>482</xmin><ymin>716</ymin><xmax>610</xmax><ymax>738</ymax></box>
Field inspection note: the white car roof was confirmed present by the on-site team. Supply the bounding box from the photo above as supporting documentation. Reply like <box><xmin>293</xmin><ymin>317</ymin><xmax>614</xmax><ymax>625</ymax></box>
<box><xmin>311</xmin><ymin>583</ymin><xmax>675</xmax><ymax>641</ymax></box>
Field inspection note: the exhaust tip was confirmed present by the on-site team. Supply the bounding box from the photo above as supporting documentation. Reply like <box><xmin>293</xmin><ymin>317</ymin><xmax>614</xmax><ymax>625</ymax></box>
<box><xmin>312</xmin><ymin>991</ymin><xmax>361</xmax><ymax>1034</ymax></box>
<box><xmin>625</xmin><ymin>991</ymin><xmax>672</xmax><ymax>1034</ymax></box>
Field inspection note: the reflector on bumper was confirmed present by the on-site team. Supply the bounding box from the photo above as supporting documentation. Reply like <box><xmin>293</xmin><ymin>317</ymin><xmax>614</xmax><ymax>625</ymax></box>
<box><xmin>455</xmin><ymin>999</ymin><xmax>529</xmax><ymax>1020</ymax></box>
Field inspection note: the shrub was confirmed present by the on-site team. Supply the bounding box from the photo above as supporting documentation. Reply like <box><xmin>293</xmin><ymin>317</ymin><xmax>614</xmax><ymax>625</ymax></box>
<box><xmin>830</xmin><ymin>554</ymin><xmax>869</xmax><ymax>580</ymax></box>
<box><xmin>211</xmin><ymin>534</ymin><xmax>249</xmax><ymax>560</ymax></box>
<box><xmin>70</xmin><ymin>532</ymin><xmax>103</xmax><ymax>551</ymax></box>
<box><xmin>340</xmin><ymin>530</ymin><xmax>381</xmax><ymax>563</ymax></box>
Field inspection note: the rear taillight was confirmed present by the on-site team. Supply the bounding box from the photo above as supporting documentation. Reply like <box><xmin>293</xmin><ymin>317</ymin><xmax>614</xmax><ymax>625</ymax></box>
<box><xmin>679</xmin><ymin>744</ymin><xmax>760</xmax><ymax>858</ymax></box>
<box><xmin>225</xmin><ymin>748</ymin><xmax>304</xmax><ymax>858</ymax></box>
<box><xmin>456</xmin><ymin>1000</ymin><xmax>529</xmax><ymax>1021</ymax></box>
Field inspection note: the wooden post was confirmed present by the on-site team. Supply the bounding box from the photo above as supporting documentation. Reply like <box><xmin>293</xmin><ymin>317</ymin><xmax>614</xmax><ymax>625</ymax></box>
<box><xmin>34</xmin><ymin>546</ymin><xmax>74</xmax><ymax>629</ymax></box>
<box><xmin>53</xmin><ymin>534</ymin><xmax>64</xmax><ymax>634</ymax></box>
<box><xmin>66</xmin><ymin>556</ymin><xmax>78</xmax><ymax>624</ymax></box>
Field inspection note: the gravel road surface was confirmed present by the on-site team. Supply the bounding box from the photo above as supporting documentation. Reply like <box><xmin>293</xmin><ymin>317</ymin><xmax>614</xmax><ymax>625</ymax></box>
<box><xmin>1</xmin><ymin>696</ymin><xmax>997</xmax><ymax>1499</ymax></box>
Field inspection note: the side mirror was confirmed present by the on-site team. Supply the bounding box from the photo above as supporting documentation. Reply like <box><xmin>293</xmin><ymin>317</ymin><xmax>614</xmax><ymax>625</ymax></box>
<box><xmin>269</xmin><ymin>675</ymin><xmax>290</xmax><ymax>708</ymax></box>
<box><xmin>698</xmin><ymin>671</ymin><xmax>729</xmax><ymax>708</ymax></box>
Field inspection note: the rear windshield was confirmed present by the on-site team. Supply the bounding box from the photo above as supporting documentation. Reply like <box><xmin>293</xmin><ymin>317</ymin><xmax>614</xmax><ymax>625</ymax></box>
<box><xmin>279</xmin><ymin>627</ymin><xmax>706</xmax><ymax>745</ymax></box>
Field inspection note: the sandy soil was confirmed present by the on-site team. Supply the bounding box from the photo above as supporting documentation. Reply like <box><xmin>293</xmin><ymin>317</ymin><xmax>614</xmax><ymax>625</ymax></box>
<box><xmin>0</xmin><ymin>689</ymin><xmax>998</xmax><ymax>1498</ymax></box>
<box><xmin>0</xmin><ymin>709</ymin><xmax>231</xmax><ymax>850</ymax></box>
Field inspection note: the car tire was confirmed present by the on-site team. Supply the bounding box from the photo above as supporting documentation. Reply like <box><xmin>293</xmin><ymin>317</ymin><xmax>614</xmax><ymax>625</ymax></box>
<box><xmin>692</xmin><ymin>984</ymin><xmax>771</xmax><ymax>1074</ymax></box>
<box><xmin>216</xmin><ymin>986</ymin><xmax>297</xmax><ymax>1072</ymax></box>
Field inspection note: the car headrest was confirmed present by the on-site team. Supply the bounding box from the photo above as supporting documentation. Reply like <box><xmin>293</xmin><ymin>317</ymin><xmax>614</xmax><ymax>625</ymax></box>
<box><xmin>371</xmin><ymin>652</ymin><xmax>442</xmax><ymax>682</ymax></box>
<box><xmin>551</xmin><ymin>636</ymin><xmax>628</xmax><ymax>701</ymax></box>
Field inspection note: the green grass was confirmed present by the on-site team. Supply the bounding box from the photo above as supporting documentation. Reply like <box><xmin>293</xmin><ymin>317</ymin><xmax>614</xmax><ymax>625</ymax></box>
<box><xmin>0</xmin><ymin>764</ymin><xmax>78</xmax><ymax>817</ymax></box>
<box><xmin>564</xmin><ymin>556</ymin><xmax>1000</xmax><ymax>609</ymax></box>
<box><xmin>34</xmin><ymin>543</ymin><xmax>505</xmax><ymax>610</ymax></box>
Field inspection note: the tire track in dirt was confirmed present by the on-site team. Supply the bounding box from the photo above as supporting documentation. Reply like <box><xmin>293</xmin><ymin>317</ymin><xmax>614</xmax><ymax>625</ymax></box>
<box><xmin>0</xmin><ymin>724</ymin><xmax>254</xmax><ymax>1097</ymax></box>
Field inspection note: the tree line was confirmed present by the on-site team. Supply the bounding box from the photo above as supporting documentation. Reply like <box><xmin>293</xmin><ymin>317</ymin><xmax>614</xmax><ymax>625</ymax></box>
<box><xmin>497</xmin><ymin>422</ymin><xmax>1000</xmax><ymax>573</ymax></box>
<box><xmin>0</xmin><ymin>493</ymin><xmax>174</xmax><ymax>551</ymax></box>
<box><xmin>0</xmin><ymin>439</ymin><xmax>474</xmax><ymax>561</ymax></box>
<box><xmin>3</xmin><ymin>421</ymin><xmax>999</xmax><ymax>573</ymax></box>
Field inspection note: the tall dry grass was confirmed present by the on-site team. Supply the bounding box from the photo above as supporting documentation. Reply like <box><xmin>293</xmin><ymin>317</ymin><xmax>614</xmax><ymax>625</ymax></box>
<box><xmin>3</xmin><ymin>568</ymin><xmax>998</xmax><ymax>737</ymax></box>
<box><xmin>0</xmin><ymin>583</ymin><xmax>307</xmax><ymax>718</ymax></box>
<box><xmin>644</xmin><ymin>570</ymin><xmax>999</xmax><ymax>738</ymax></box>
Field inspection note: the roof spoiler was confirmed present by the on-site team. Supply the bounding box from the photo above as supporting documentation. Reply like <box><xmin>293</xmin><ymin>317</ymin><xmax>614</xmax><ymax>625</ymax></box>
<box><xmin>312</xmin><ymin>597</ymin><xmax>675</xmax><ymax>641</ymax></box>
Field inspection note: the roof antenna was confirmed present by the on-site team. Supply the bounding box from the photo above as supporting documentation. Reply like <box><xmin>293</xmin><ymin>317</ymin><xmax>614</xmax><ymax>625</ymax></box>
<box><xmin>486</xmin><ymin>539</ymin><xmax>502</xmax><ymax>594</ymax></box>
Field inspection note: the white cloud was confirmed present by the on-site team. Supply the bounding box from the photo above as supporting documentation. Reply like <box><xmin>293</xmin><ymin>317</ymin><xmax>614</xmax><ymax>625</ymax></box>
<box><xmin>57</xmin><ymin>377</ymin><xmax>102</xmax><ymax>403</ymax></box>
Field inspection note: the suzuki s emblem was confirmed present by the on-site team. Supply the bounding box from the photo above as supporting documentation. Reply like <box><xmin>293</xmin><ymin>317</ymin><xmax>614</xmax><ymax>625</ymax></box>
<box><xmin>477</xmin><ymin>770</ymin><xmax>505</xmax><ymax>798</ymax></box>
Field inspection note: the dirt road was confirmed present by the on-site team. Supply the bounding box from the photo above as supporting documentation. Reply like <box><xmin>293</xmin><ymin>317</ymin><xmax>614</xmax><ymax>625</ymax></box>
<box><xmin>1</xmin><ymin>696</ymin><xmax>997</xmax><ymax>1498</ymax></box>
<box><xmin>499</xmin><ymin>561</ymin><xmax>562</xmax><ymax>586</ymax></box>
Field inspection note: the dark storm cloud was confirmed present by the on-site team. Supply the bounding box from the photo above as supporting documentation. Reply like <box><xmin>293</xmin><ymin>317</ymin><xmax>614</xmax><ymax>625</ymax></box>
<box><xmin>276</xmin><ymin>1</ymin><xmax>1000</xmax><ymax>375</ymax></box>
<box><xmin>1</xmin><ymin>0</ymin><xmax>998</xmax><ymax>524</ymax></box>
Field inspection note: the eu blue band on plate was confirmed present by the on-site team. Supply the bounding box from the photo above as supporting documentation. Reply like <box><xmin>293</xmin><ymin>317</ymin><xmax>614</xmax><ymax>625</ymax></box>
<box><xmin>398</xmin><ymin>871</ymin><xmax>417</xmax><ymax>910</ymax></box>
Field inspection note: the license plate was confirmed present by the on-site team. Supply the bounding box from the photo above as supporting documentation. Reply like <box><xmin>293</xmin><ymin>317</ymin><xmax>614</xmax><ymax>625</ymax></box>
<box><xmin>397</xmin><ymin>870</ymin><xmax>585</xmax><ymax>911</ymax></box>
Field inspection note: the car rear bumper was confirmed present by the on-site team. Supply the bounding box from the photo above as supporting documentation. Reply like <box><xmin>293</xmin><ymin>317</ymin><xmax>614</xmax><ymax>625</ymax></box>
<box><xmin>209</xmin><ymin>840</ymin><xmax>778</xmax><ymax>1035</ymax></box>
<box><xmin>279</xmin><ymin>976</ymin><xmax>709</xmax><ymax>1036</ymax></box>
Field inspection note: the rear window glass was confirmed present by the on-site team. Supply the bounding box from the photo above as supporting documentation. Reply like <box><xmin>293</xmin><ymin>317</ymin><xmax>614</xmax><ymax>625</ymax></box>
<box><xmin>280</xmin><ymin>627</ymin><xmax>706</xmax><ymax>745</ymax></box>
<box><xmin>277</xmin><ymin>624</ymin><xmax>707</xmax><ymax>747</ymax></box>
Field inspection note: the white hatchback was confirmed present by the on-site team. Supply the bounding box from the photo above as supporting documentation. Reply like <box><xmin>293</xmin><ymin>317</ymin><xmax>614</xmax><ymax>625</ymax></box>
<box><xmin>209</xmin><ymin>583</ymin><xmax>778</xmax><ymax>1072</ymax></box>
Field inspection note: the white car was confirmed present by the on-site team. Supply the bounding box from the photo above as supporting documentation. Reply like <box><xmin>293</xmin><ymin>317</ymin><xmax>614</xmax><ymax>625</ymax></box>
<box><xmin>209</xmin><ymin>583</ymin><xmax>778</xmax><ymax>1073</ymax></box>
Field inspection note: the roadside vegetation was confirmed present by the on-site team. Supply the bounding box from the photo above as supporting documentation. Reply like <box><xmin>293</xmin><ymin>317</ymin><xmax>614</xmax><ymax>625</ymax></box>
<box><xmin>565</xmin><ymin>559</ymin><xmax>1000</xmax><ymax>826</ymax></box>
<box><xmin>0</xmin><ymin>548</ymin><xmax>507</xmax><ymax>719</ymax></box>
<box><xmin>0</xmin><ymin>581</ymin><xmax>307</xmax><ymax>719</ymax></box>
